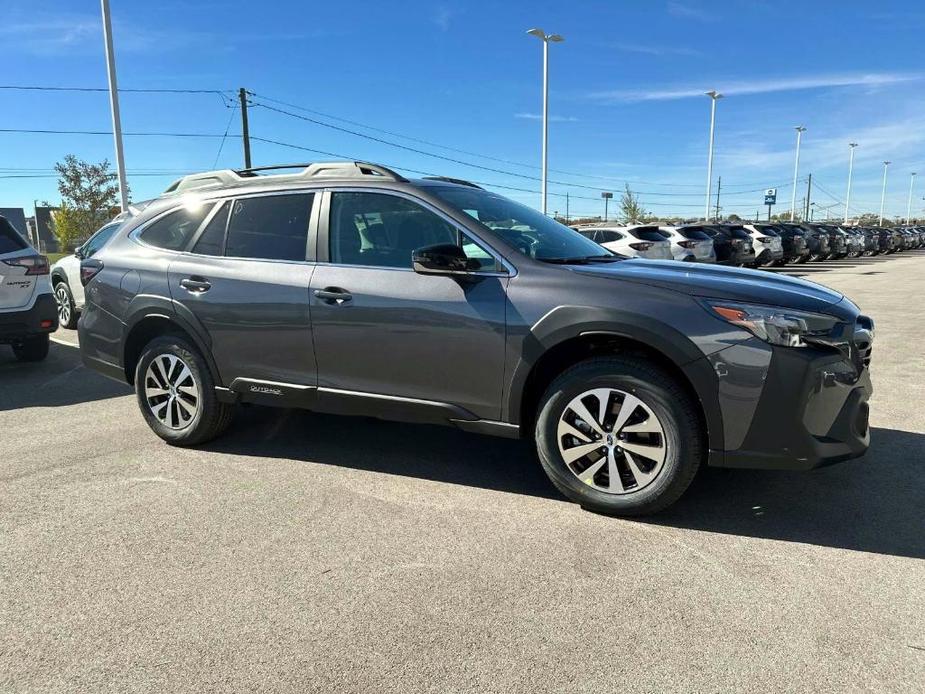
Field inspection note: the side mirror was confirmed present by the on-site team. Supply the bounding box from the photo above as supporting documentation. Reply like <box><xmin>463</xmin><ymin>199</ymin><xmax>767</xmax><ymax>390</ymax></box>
<box><xmin>412</xmin><ymin>244</ymin><xmax>479</xmax><ymax>275</ymax></box>
<box><xmin>74</xmin><ymin>246</ymin><xmax>85</xmax><ymax>260</ymax></box>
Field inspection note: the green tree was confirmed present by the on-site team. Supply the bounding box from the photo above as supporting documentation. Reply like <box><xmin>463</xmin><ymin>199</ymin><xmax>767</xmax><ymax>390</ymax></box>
<box><xmin>619</xmin><ymin>184</ymin><xmax>647</xmax><ymax>224</ymax></box>
<box><xmin>51</xmin><ymin>155</ymin><xmax>124</xmax><ymax>250</ymax></box>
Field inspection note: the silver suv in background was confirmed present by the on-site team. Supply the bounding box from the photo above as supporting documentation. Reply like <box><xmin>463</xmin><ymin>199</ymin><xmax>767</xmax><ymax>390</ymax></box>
<box><xmin>574</xmin><ymin>224</ymin><xmax>673</xmax><ymax>260</ymax></box>
<box><xmin>0</xmin><ymin>215</ymin><xmax>57</xmax><ymax>361</ymax></box>
<box><xmin>658</xmin><ymin>226</ymin><xmax>716</xmax><ymax>262</ymax></box>
<box><xmin>743</xmin><ymin>224</ymin><xmax>784</xmax><ymax>267</ymax></box>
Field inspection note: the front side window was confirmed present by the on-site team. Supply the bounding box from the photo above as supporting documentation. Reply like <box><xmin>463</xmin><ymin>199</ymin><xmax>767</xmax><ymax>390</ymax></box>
<box><xmin>330</xmin><ymin>192</ymin><xmax>486</xmax><ymax>269</ymax></box>
<box><xmin>139</xmin><ymin>203</ymin><xmax>214</xmax><ymax>251</ymax></box>
<box><xmin>426</xmin><ymin>185</ymin><xmax>613</xmax><ymax>261</ymax></box>
<box><xmin>225</xmin><ymin>194</ymin><xmax>313</xmax><ymax>261</ymax></box>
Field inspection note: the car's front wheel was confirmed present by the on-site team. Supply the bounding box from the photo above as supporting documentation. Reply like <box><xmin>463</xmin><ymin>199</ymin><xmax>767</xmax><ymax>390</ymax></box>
<box><xmin>54</xmin><ymin>281</ymin><xmax>78</xmax><ymax>329</ymax></box>
<box><xmin>535</xmin><ymin>356</ymin><xmax>703</xmax><ymax>516</ymax></box>
<box><xmin>135</xmin><ymin>335</ymin><xmax>234</xmax><ymax>446</ymax></box>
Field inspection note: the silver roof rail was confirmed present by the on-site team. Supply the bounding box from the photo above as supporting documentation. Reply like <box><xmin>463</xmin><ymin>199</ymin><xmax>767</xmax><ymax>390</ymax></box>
<box><xmin>163</xmin><ymin>161</ymin><xmax>407</xmax><ymax>194</ymax></box>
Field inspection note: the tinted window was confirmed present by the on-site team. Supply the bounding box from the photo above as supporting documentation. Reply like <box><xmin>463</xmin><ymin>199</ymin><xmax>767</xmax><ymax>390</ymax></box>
<box><xmin>82</xmin><ymin>223</ymin><xmax>120</xmax><ymax>257</ymax></box>
<box><xmin>754</xmin><ymin>225</ymin><xmax>779</xmax><ymax>237</ymax></box>
<box><xmin>192</xmin><ymin>201</ymin><xmax>230</xmax><ymax>256</ymax></box>
<box><xmin>592</xmin><ymin>230</ymin><xmax>623</xmax><ymax>243</ymax></box>
<box><xmin>677</xmin><ymin>227</ymin><xmax>710</xmax><ymax>240</ymax></box>
<box><xmin>140</xmin><ymin>203</ymin><xmax>214</xmax><ymax>251</ymax></box>
<box><xmin>722</xmin><ymin>226</ymin><xmax>751</xmax><ymax>240</ymax></box>
<box><xmin>329</xmin><ymin>192</ymin><xmax>458</xmax><ymax>269</ymax></box>
<box><xmin>225</xmin><ymin>194</ymin><xmax>312</xmax><ymax>261</ymax></box>
<box><xmin>426</xmin><ymin>185</ymin><xmax>611</xmax><ymax>261</ymax></box>
<box><xmin>628</xmin><ymin>226</ymin><xmax>666</xmax><ymax>242</ymax></box>
<box><xmin>0</xmin><ymin>217</ymin><xmax>28</xmax><ymax>253</ymax></box>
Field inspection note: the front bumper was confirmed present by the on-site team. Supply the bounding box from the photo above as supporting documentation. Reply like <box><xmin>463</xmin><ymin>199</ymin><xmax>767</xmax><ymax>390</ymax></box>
<box><xmin>0</xmin><ymin>293</ymin><xmax>58</xmax><ymax>344</ymax></box>
<box><xmin>707</xmin><ymin>337</ymin><xmax>872</xmax><ymax>470</ymax></box>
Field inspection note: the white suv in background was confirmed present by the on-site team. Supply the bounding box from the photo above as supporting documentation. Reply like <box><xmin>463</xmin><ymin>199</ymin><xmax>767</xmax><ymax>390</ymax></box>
<box><xmin>0</xmin><ymin>215</ymin><xmax>57</xmax><ymax>361</ymax></box>
<box><xmin>50</xmin><ymin>220</ymin><xmax>122</xmax><ymax>329</ymax></box>
<box><xmin>658</xmin><ymin>226</ymin><xmax>716</xmax><ymax>262</ymax></box>
<box><xmin>743</xmin><ymin>224</ymin><xmax>784</xmax><ymax>267</ymax></box>
<box><xmin>574</xmin><ymin>224</ymin><xmax>673</xmax><ymax>260</ymax></box>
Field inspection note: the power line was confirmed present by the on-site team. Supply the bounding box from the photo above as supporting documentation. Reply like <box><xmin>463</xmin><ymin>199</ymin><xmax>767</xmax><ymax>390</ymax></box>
<box><xmin>0</xmin><ymin>85</ymin><xmax>229</xmax><ymax>94</ymax></box>
<box><xmin>0</xmin><ymin>127</ymin><xmax>233</xmax><ymax>138</ymax></box>
<box><xmin>252</xmin><ymin>100</ymin><xmax>783</xmax><ymax>198</ymax></box>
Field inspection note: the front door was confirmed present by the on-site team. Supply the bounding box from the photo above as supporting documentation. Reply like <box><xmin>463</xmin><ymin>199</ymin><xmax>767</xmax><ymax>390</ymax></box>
<box><xmin>167</xmin><ymin>192</ymin><xmax>318</xmax><ymax>388</ymax></box>
<box><xmin>309</xmin><ymin>190</ymin><xmax>508</xmax><ymax>421</ymax></box>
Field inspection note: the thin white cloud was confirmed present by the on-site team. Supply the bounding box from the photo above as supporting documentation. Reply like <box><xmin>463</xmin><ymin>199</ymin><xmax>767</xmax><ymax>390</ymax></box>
<box><xmin>432</xmin><ymin>6</ymin><xmax>456</xmax><ymax>32</ymax></box>
<box><xmin>666</xmin><ymin>2</ymin><xmax>716</xmax><ymax>22</ymax></box>
<box><xmin>611</xmin><ymin>42</ymin><xmax>701</xmax><ymax>57</ymax></box>
<box><xmin>514</xmin><ymin>113</ymin><xmax>579</xmax><ymax>123</ymax></box>
<box><xmin>591</xmin><ymin>72</ymin><xmax>924</xmax><ymax>102</ymax></box>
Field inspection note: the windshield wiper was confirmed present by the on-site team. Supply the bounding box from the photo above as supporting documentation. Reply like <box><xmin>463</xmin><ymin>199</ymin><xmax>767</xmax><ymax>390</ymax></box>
<box><xmin>538</xmin><ymin>254</ymin><xmax>626</xmax><ymax>264</ymax></box>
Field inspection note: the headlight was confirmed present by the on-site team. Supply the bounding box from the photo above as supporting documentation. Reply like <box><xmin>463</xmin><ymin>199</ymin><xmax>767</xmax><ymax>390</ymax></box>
<box><xmin>704</xmin><ymin>300</ymin><xmax>841</xmax><ymax>347</ymax></box>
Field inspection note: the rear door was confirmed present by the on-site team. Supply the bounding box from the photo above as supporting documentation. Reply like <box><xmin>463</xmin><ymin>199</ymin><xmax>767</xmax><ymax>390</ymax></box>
<box><xmin>0</xmin><ymin>217</ymin><xmax>38</xmax><ymax>311</ymax></box>
<box><xmin>166</xmin><ymin>191</ymin><xmax>319</xmax><ymax>389</ymax></box>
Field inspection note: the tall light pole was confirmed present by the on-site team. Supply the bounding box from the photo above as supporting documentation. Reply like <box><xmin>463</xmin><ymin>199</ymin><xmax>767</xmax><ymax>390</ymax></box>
<box><xmin>526</xmin><ymin>28</ymin><xmax>564</xmax><ymax>215</ymax></box>
<box><xmin>844</xmin><ymin>143</ymin><xmax>858</xmax><ymax>224</ymax></box>
<box><xmin>100</xmin><ymin>0</ymin><xmax>128</xmax><ymax>212</ymax></box>
<box><xmin>790</xmin><ymin>126</ymin><xmax>806</xmax><ymax>221</ymax></box>
<box><xmin>906</xmin><ymin>172</ymin><xmax>917</xmax><ymax>223</ymax></box>
<box><xmin>879</xmin><ymin>161</ymin><xmax>891</xmax><ymax>227</ymax></box>
<box><xmin>704</xmin><ymin>90</ymin><xmax>723</xmax><ymax>221</ymax></box>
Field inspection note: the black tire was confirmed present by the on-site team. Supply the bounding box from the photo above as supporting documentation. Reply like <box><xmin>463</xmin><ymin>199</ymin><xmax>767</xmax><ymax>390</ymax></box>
<box><xmin>810</xmin><ymin>253</ymin><xmax>826</xmax><ymax>262</ymax></box>
<box><xmin>135</xmin><ymin>335</ymin><xmax>234</xmax><ymax>446</ymax></box>
<box><xmin>54</xmin><ymin>281</ymin><xmax>79</xmax><ymax>329</ymax></box>
<box><xmin>770</xmin><ymin>258</ymin><xmax>787</xmax><ymax>267</ymax></box>
<box><xmin>535</xmin><ymin>356</ymin><xmax>704</xmax><ymax>516</ymax></box>
<box><xmin>12</xmin><ymin>334</ymin><xmax>50</xmax><ymax>362</ymax></box>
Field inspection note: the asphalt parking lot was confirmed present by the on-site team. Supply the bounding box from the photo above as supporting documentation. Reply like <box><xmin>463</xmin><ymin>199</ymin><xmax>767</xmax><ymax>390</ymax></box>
<box><xmin>2</xmin><ymin>252</ymin><xmax>923</xmax><ymax>693</ymax></box>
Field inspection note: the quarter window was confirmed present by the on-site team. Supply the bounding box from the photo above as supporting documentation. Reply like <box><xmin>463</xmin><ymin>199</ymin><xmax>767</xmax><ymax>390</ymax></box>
<box><xmin>224</xmin><ymin>194</ymin><xmax>313</xmax><ymax>261</ymax></box>
<box><xmin>139</xmin><ymin>203</ymin><xmax>214</xmax><ymax>251</ymax></box>
<box><xmin>82</xmin><ymin>223</ymin><xmax>120</xmax><ymax>257</ymax></box>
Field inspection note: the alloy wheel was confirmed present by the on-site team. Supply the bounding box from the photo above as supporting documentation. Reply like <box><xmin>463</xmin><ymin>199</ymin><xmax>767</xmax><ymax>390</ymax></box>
<box><xmin>557</xmin><ymin>388</ymin><xmax>667</xmax><ymax>495</ymax></box>
<box><xmin>55</xmin><ymin>285</ymin><xmax>71</xmax><ymax>325</ymax></box>
<box><xmin>143</xmin><ymin>354</ymin><xmax>200</xmax><ymax>430</ymax></box>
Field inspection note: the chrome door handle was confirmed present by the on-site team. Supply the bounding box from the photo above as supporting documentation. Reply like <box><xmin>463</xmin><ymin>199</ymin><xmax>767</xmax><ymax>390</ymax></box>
<box><xmin>180</xmin><ymin>277</ymin><xmax>211</xmax><ymax>293</ymax></box>
<box><xmin>314</xmin><ymin>288</ymin><xmax>352</xmax><ymax>304</ymax></box>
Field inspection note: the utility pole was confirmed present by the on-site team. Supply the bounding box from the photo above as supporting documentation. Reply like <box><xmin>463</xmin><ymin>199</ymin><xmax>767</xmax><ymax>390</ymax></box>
<box><xmin>714</xmin><ymin>176</ymin><xmax>721</xmax><ymax>221</ymax></box>
<box><xmin>906</xmin><ymin>172</ymin><xmax>917</xmax><ymax>223</ymax></box>
<box><xmin>239</xmin><ymin>87</ymin><xmax>252</xmax><ymax>169</ymax></box>
<box><xmin>565</xmin><ymin>192</ymin><xmax>570</xmax><ymax>223</ymax></box>
<box><xmin>845</xmin><ymin>143</ymin><xmax>858</xmax><ymax>224</ymax></box>
<box><xmin>790</xmin><ymin>126</ymin><xmax>806</xmax><ymax>221</ymax></box>
<box><xmin>804</xmin><ymin>173</ymin><xmax>812</xmax><ymax>220</ymax></box>
<box><xmin>100</xmin><ymin>0</ymin><xmax>128</xmax><ymax>211</ymax></box>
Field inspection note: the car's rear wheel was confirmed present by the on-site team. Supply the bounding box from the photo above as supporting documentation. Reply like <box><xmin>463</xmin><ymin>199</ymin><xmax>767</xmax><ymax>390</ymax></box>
<box><xmin>54</xmin><ymin>281</ymin><xmax>78</xmax><ymax>329</ymax></box>
<box><xmin>12</xmin><ymin>334</ymin><xmax>50</xmax><ymax>362</ymax></box>
<box><xmin>135</xmin><ymin>335</ymin><xmax>234</xmax><ymax>446</ymax></box>
<box><xmin>535</xmin><ymin>356</ymin><xmax>703</xmax><ymax>516</ymax></box>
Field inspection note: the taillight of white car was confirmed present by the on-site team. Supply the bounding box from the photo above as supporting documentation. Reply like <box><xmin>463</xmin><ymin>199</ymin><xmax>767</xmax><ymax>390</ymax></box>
<box><xmin>2</xmin><ymin>255</ymin><xmax>50</xmax><ymax>275</ymax></box>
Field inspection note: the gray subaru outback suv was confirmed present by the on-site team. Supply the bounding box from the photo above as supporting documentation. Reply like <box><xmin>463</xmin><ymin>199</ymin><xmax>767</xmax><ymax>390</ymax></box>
<box><xmin>78</xmin><ymin>162</ymin><xmax>873</xmax><ymax>515</ymax></box>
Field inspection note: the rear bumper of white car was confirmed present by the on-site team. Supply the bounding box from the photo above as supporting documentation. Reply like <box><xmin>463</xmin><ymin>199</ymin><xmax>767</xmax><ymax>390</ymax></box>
<box><xmin>0</xmin><ymin>293</ymin><xmax>58</xmax><ymax>344</ymax></box>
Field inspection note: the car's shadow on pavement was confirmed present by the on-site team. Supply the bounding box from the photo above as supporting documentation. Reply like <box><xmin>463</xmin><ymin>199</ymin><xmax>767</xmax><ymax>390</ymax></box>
<box><xmin>0</xmin><ymin>340</ymin><xmax>131</xmax><ymax>411</ymax></box>
<box><xmin>210</xmin><ymin>407</ymin><xmax>925</xmax><ymax>559</ymax></box>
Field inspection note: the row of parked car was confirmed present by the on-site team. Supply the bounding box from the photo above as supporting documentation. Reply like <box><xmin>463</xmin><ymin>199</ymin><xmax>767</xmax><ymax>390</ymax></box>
<box><xmin>572</xmin><ymin>222</ymin><xmax>925</xmax><ymax>267</ymax></box>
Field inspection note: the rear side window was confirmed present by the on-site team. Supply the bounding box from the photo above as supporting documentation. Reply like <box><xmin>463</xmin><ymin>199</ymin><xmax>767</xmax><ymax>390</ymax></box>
<box><xmin>754</xmin><ymin>225</ymin><xmax>779</xmax><ymax>236</ymax></box>
<box><xmin>677</xmin><ymin>227</ymin><xmax>710</xmax><ymax>240</ymax></box>
<box><xmin>0</xmin><ymin>217</ymin><xmax>28</xmax><ymax>253</ymax></box>
<box><xmin>724</xmin><ymin>226</ymin><xmax>751</xmax><ymax>240</ymax></box>
<box><xmin>82</xmin><ymin>223</ymin><xmax>120</xmax><ymax>257</ymax></box>
<box><xmin>192</xmin><ymin>202</ymin><xmax>230</xmax><ymax>256</ymax></box>
<box><xmin>628</xmin><ymin>226</ymin><xmax>666</xmax><ymax>242</ymax></box>
<box><xmin>592</xmin><ymin>230</ymin><xmax>623</xmax><ymax>243</ymax></box>
<box><xmin>225</xmin><ymin>194</ymin><xmax>313</xmax><ymax>261</ymax></box>
<box><xmin>140</xmin><ymin>204</ymin><xmax>214</xmax><ymax>251</ymax></box>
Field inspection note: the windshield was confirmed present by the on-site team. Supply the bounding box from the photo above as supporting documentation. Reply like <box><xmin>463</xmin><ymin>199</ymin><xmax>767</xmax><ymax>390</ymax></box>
<box><xmin>426</xmin><ymin>185</ymin><xmax>616</xmax><ymax>261</ymax></box>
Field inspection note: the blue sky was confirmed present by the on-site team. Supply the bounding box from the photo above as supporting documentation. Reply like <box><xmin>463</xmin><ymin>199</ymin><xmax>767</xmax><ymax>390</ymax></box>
<box><xmin>2</xmin><ymin>0</ymin><xmax>925</xmax><ymax>220</ymax></box>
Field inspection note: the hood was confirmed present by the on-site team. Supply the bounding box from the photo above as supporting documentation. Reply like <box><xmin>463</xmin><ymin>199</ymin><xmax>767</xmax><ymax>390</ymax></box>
<box><xmin>569</xmin><ymin>259</ymin><xmax>845</xmax><ymax>314</ymax></box>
